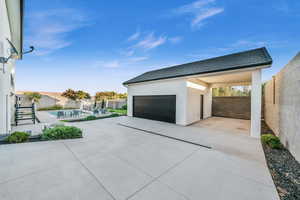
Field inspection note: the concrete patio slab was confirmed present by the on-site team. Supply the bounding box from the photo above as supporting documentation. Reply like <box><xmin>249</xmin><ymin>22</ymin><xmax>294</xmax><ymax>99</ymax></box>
<box><xmin>116</xmin><ymin>116</ymin><xmax>266</xmax><ymax>164</ymax></box>
<box><xmin>158</xmin><ymin>149</ymin><xmax>279</xmax><ymax>200</ymax></box>
<box><xmin>81</xmin><ymin>153</ymin><xmax>152</xmax><ymax>200</ymax></box>
<box><xmin>113</xmin><ymin>137</ymin><xmax>199</xmax><ymax>177</ymax></box>
<box><xmin>128</xmin><ymin>181</ymin><xmax>187</xmax><ymax>200</ymax></box>
<box><xmin>0</xmin><ymin>117</ymin><xmax>279</xmax><ymax>200</ymax></box>
<box><xmin>0</xmin><ymin>141</ymin><xmax>76</xmax><ymax>183</ymax></box>
<box><xmin>0</xmin><ymin>160</ymin><xmax>114</xmax><ymax>200</ymax></box>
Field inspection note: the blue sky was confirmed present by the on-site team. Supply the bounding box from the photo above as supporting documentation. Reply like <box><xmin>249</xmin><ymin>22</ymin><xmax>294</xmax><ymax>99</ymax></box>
<box><xmin>17</xmin><ymin>0</ymin><xmax>300</xmax><ymax>94</ymax></box>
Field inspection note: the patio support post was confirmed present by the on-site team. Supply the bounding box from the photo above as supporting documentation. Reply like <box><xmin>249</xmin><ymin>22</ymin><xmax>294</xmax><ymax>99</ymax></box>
<box><xmin>250</xmin><ymin>69</ymin><xmax>262</xmax><ymax>138</ymax></box>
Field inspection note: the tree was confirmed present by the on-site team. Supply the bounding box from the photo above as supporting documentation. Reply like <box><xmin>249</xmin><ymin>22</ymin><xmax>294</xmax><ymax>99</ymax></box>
<box><xmin>95</xmin><ymin>91</ymin><xmax>116</xmax><ymax>101</ymax></box>
<box><xmin>62</xmin><ymin>89</ymin><xmax>91</xmax><ymax>101</ymax></box>
<box><xmin>62</xmin><ymin>89</ymin><xmax>78</xmax><ymax>101</ymax></box>
<box><xmin>212</xmin><ymin>86</ymin><xmax>251</xmax><ymax>97</ymax></box>
<box><xmin>95</xmin><ymin>91</ymin><xmax>127</xmax><ymax>101</ymax></box>
<box><xmin>24</xmin><ymin>92</ymin><xmax>41</xmax><ymax>103</ymax></box>
<box><xmin>117</xmin><ymin>93</ymin><xmax>127</xmax><ymax>99</ymax></box>
<box><xmin>76</xmin><ymin>90</ymin><xmax>91</xmax><ymax>100</ymax></box>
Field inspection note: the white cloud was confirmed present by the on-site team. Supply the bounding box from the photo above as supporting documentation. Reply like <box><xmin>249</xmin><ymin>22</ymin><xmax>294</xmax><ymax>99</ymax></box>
<box><xmin>134</xmin><ymin>33</ymin><xmax>167</xmax><ymax>50</ymax></box>
<box><xmin>173</xmin><ymin>0</ymin><xmax>224</xmax><ymax>28</ymax></box>
<box><xmin>127</xmin><ymin>30</ymin><xmax>140</xmax><ymax>41</ymax></box>
<box><xmin>92</xmin><ymin>56</ymin><xmax>148</xmax><ymax>69</ymax></box>
<box><xmin>169</xmin><ymin>36</ymin><xmax>183</xmax><ymax>44</ymax></box>
<box><xmin>26</xmin><ymin>8</ymin><xmax>89</xmax><ymax>55</ymax></box>
<box><xmin>128</xmin><ymin>56</ymin><xmax>149</xmax><ymax>63</ymax></box>
<box><xmin>191</xmin><ymin>8</ymin><xmax>223</xmax><ymax>27</ymax></box>
<box><xmin>121</xmin><ymin>31</ymin><xmax>181</xmax><ymax>60</ymax></box>
<box><xmin>176</xmin><ymin>0</ymin><xmax>215</xmax><ymax>13</ymax></box>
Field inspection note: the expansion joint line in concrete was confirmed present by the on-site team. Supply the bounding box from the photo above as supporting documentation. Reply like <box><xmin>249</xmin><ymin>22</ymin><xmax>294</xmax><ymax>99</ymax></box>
<box><xmin>117</xmin><ymin>123</ymin><xmax>211</xmax><ymax>149</ymax></box>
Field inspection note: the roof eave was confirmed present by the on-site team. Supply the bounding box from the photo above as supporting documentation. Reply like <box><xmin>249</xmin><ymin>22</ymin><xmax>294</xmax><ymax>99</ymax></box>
<box><xmin>20</xmin><ymin>0</ymin><xmax>24</xmax><ymax>59</ymax></box>
<box><xmin>5</xmin><ymin>0</ymin><xmax>24</xmax><ymax>59</ymax></box>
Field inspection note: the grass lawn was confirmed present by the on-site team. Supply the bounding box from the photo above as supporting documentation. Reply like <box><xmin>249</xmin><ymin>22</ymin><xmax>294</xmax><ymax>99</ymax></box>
<box><xmin>108</xmin><ymin>108</ymin><xmax>127</xmax><ymax>115</ymax></box>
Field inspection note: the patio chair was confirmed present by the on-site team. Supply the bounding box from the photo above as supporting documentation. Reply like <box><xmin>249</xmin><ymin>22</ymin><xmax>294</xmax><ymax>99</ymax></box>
<box><xmin>73</xmin><ymin>110</ymin><xmax>80</xmax><ymax>118</ymax></box>
<box><xmin>57</xmin><ymin>111</ymin><xmax>64</xmax><ymax>119</ymax></box>
<box><xmin>100</xmin><ymin>109</ymin><xmax>107</xmax><ymax>114</ymax></box>
<box><xmin>93</xmin><ymin>110</ymin><xmax>99</xmax><ymax>115</ymax></box>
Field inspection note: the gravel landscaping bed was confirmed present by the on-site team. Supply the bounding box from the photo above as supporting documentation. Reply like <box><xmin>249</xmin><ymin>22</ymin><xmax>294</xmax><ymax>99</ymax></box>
<box><xmin>261</xmin><ymin>121</ymin><xmax>300</xmax><ymax>200</ymax></box>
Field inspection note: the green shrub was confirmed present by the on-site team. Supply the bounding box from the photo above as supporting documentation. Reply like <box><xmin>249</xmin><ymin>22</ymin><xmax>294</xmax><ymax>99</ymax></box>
<box><xmin>6</xmin><ymin>131</ymin><xmax>30</xmax><ymax>143</ymax></box>
<box><xmin>108</xmin><ymin>109</ymin><xmax>127</xmax><ymax>115</ymax></box>
<box><xmin>261</xmin><ymin>134</ymin><xmax>283</xmax><ymax>149</ymax></box>
<box><xmin>38</xmin><ymin>105</ymin><xmax>63</xmax><ymax>111</ymax></box>
<box><xmin>110</xmin><ymin>113</ymin><xmax>119</xmax><ymax>117</ymax></box>
<box><xmin>85</xmin><ymin>115</ymin><xmax>97</xmax><ymax>120</ymax></box>
<box><xmin>41</xmin><ymin>125</ymin><xmax>82</xmax><ymax>140</ymax></box>
<box><xmin>121</xmin><ymin>104</ymin><xmax>127</xmax><ymax>110</ymax></box>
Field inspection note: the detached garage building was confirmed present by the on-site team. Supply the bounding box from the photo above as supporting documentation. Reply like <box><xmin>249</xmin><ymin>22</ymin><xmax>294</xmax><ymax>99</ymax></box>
<box><xmin>123</xmin><ymin>47</ymin><xmax>272</xmax><ymax>138</ymax></box>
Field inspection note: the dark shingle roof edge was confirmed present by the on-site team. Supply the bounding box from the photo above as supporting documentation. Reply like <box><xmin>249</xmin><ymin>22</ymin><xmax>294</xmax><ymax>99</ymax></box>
<box><xmin>123</xmin><ymin>47</ymin><xmax>272</xmax><ymax>85</ymax></box>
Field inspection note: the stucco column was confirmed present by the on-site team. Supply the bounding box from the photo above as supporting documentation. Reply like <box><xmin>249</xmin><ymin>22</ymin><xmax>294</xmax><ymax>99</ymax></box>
<box><xmin>127</xmin><ymin>87</ymin><xmax>133</xmax><ymax>117</ymax></box>
<box><xmin>251</xmin><ymin>69</ymin><xmax>262</xmax><ymax>138</ymax></box>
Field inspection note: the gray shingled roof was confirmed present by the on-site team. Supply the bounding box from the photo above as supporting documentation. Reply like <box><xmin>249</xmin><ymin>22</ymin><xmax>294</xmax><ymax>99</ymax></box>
<box><xmin>123</xmin><ymin>47</ymin><xmax>272</xmax><ymax>85</ymax></box>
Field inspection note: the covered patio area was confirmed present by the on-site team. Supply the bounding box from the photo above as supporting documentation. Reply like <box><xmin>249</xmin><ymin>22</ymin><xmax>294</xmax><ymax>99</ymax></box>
<box><xmin>186</xmin><ymin>68</ymin><xmax>262</xmax><ymax>137</ymax></box>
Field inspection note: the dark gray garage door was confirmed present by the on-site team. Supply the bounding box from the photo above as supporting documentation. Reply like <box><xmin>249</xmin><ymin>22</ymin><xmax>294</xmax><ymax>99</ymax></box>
<box><xmin>133</xmin><ymin>95</ymin><xmax>176</xmax><ymax>123</ymax></box>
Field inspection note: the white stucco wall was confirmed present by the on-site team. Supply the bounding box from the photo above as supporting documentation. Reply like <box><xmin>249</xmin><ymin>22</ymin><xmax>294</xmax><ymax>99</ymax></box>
<box><xmin>126</xmin><ymin>78</ymin><xmax>213</xmax><ymax>126</ymax></box>
<box><xmin>0</xmin><ymin>0</ymin><xmax>14</xmax><ymax>134</ymax></box>
<box><xmin>251</xmin><ymin>69</ymin><xmax>262</xmax><ymax>138</ymax></box>
<box><xmin>126</xmin><ymin>78</ymin><xmax>188</xmax><ymax>125</ymax></box>
<box><xmin>186</xmin><ymin>83</ymin><xmax>212</xmax><ymax>125</ymax></box>
<box><xmin>204</xmin><ymin>87</ymin><xmax>212</xmax><ymax>118</ymax></box>
<box><xmin>186</xmin><ymin>87</ymin><xmax>202</xmax><ymax>124</ymax></box>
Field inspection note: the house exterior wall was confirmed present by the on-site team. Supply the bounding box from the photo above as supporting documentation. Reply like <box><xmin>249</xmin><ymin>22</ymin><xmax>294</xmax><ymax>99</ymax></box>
<box><xmin>126</xmin><ymin>78</ymin><xmax>188</xmax><ymax>125</ymax></box>
<box><xmin>0</xmin><ymin>0</ymin><xmax>15</xmax><ymax>134</ymax></box>
<box><xmin>264</xmin><ymin>53</ymin><xmax>300</xmax><ymax>162</ymax></box>
<box><xmin>126</xmin><ymin>78</ymin><xmax>212</xmax><ymax>125</ymax></box>
<box><xmin>186</xmin><ymin>82</ymin><xmax>212</xmax><ymax>125</ymax></box>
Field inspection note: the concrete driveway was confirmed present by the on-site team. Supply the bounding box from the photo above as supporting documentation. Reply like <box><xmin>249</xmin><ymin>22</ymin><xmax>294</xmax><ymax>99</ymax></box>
<box><xmin>0</xmin><ymin>117</ymin><xmax>279</xmax><ymax>200</ymax></box>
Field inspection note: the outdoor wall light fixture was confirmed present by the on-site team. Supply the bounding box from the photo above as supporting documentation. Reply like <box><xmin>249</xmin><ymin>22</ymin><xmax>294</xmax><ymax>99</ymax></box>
<box><xmin>0</xmin><ymin>38</ymin><xmax>34</xmax><ymax>73</ymax></box>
